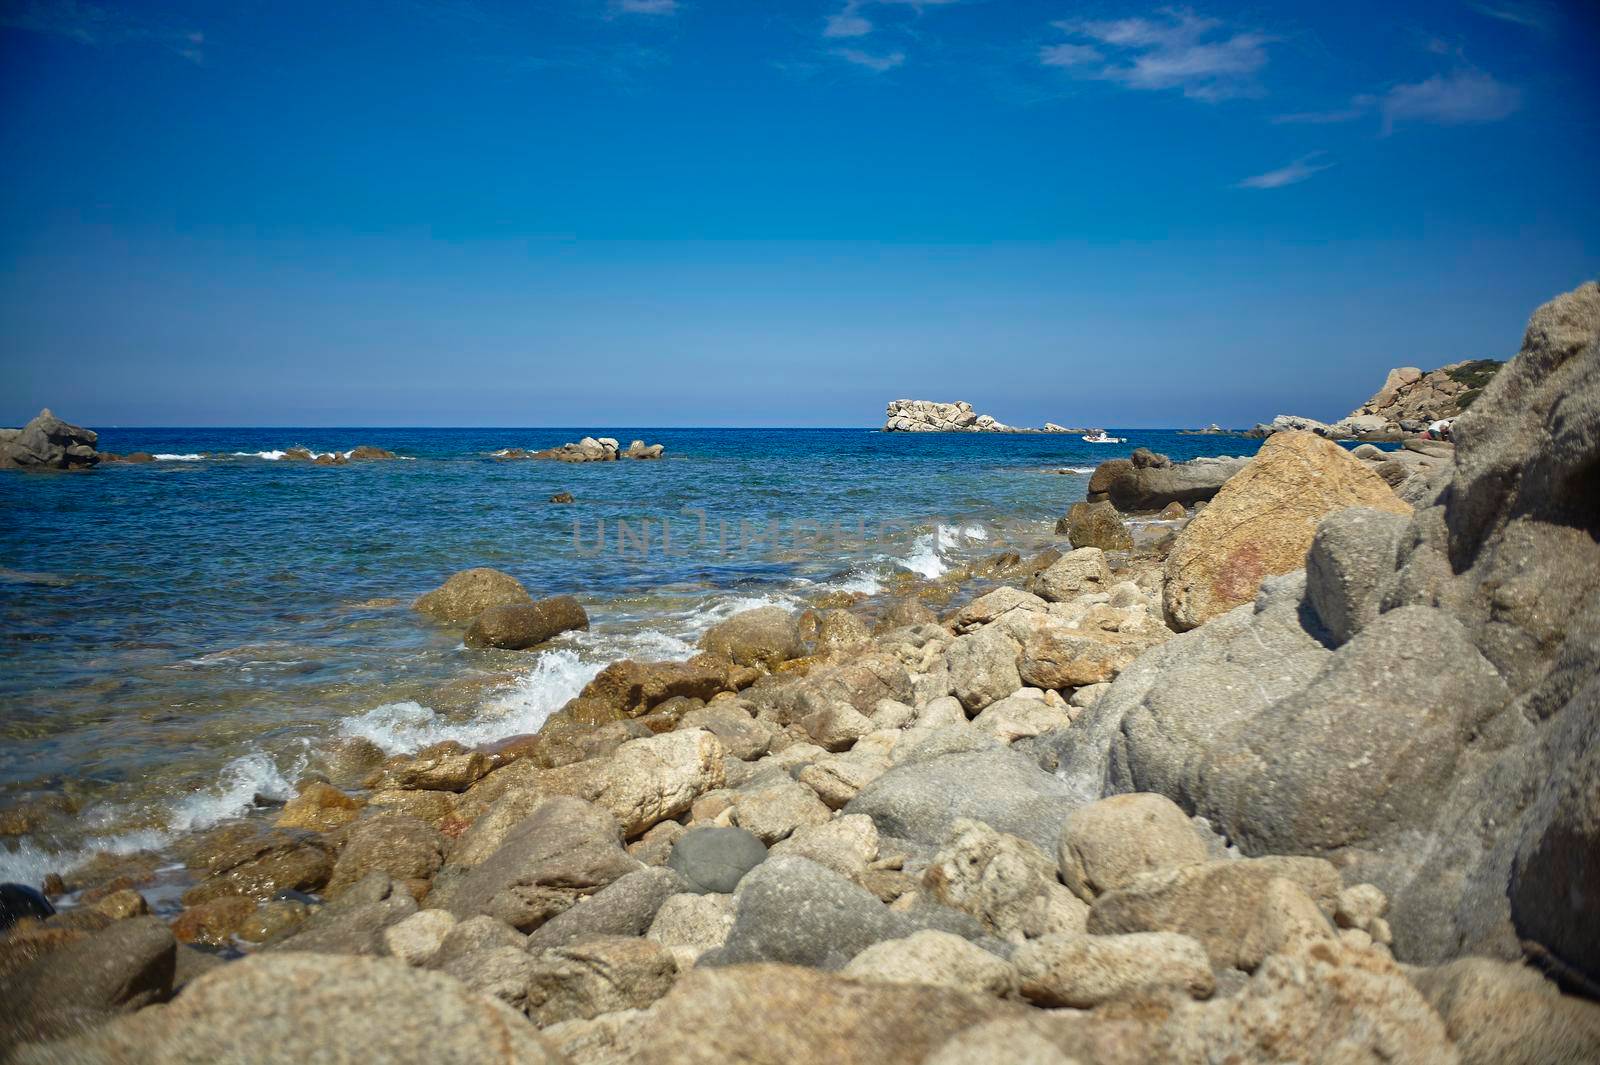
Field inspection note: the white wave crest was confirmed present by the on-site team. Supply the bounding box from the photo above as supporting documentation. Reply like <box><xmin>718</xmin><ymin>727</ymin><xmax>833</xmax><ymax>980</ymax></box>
<box><xmin>341</xmin><ymin>647</ymin><xmax>603</xmax><ymax>754</ymax></box>
<box><xmin>232</xmin><ymin>450</ymin><xmax>288</xmax><ymax>460</ymax></box>
<box><xmin>153</xmin><ymin>453</ymin><xmax>205</xmax><ymax>462</ymax></box>
<box><xmin>899</xmin><ymin>532</ymin><xmax>947</xmax><ymax>579</ymax></box>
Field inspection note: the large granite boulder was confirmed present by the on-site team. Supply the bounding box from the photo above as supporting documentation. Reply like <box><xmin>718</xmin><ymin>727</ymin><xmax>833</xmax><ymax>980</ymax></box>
<box><xmin>0</xmin><ymin>409</ymin><xmax>100</xmax><ymax>470</ymax></box>
<box><xmin>1056</xmin><ymin>500</ymin><xmax>1132</xmax><ymax>551</ymax></box>
<box><xmin>1162</xmin><ymin>431</ymin><xmax>1410</xmax><ymax>630</ymax></box>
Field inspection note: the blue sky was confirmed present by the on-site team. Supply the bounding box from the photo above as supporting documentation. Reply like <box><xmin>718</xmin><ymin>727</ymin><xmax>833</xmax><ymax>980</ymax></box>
<box><xmin>1</xmin><ymin>0</ymin><xmax>1596</xmax><ymax>427</ymax></box>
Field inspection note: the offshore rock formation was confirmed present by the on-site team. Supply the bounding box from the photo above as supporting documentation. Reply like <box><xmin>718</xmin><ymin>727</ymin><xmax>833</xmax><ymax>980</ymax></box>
<box><xmin>0</xmin><ymin>409</ymin><xmax>100</xmax><ymax>470</ymax></box>
<box><xmin>883</xmin><ymin>401</ymin><xmax>1080</xmax><ymax>434</ymax></box>
<box><xmin>1087</xmin><ymin>449</ymin><xmax>1251</xmax><ymax>512</ymax></box>
<box><xmin>497</xmin><ymin>438</ymin><xmax>664</xmax><ymax>462</ymax></box>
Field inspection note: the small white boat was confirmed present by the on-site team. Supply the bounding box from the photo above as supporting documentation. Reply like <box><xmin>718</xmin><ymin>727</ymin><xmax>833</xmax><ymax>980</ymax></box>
<box><xmin>1081</xmin><ymin>430</ymin><xmax>1126</xmax><ymax>444</ymax></box>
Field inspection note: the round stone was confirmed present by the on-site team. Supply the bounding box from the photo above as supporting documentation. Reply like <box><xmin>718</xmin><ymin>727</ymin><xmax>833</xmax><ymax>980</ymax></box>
<box><xmin>667</xmin><ymin>827</ymin><xmax>769</xmax><ymax>894</ymax></box>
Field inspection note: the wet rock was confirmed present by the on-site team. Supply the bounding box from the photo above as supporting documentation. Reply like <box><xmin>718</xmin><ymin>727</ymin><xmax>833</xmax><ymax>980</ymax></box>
<box><xmin>171</xmin><ymin>896</ymin><xmax>256</xmax><ymax>946</ymax></box>
<box><xmin>1</xmin><ymin>883</ymin><xmax>55</xmax><ymax>930</ymax></box>
<box><xmin>874</xmin><ymin>598</ymin><xmax>938</xmax><ymax>633</ymax></box>
<box><xmin>816</xmin><ymin>609</ymin><xmax>872</xmax><ymax>653</ymax></box>
<box><xmin>1057</xmin><ymin>500</ymin><xmax>1133</xmax><ymax>551</ymax></box>
<box><xmin>365</xmin><ymin>787</ymin><xmax>457</xmax><ymax>826</ymax></box>
<box><xmin>579</xmin><ymin>655</ymin><xmax>740</xmax><ymax>718</ymax></box>
<box><xmin>412</xmin><ymin>567</ymin><xmax>533</xmax><ymax>624</ymax></box>
<box><xmin>464</xmin><ymin>595</ymin><xmax>589</xmax><ymax>650</ymax></box>
<box><xmin>366</xmin><ymin>744</ymin><xmax>492</xmax><ymax>792</ymax></box>
<box><xmin>1012</xmin><ymin>930</ymin><xmax>1213</xmax><ymax>1008</ymax></box>
<box><xmin>13</xmin><ymin>952</ymin><xmax>564</xmax><ymax>1064</ymax></box>
<box><xmin>1057</xmin><ymin>793</ymin><xmax>1208</xmax><ymax>902</ymax></box>
<box><xmin>180</xmin><ymin>829</ymin><xmax>334</xmax><ymax>904</ymax></box>
<box><xmin>844</xmin><ymin>929</ymin><xmax>1019</xmax><ymax>997</ymax></box>
<box><xmin>667</xmin><ymin>826</ymin><xmax>769</xmax><ymax>894</ymax></box>
<box><xmin>549</xmin><ymin>491</ymin><xmax>575</xmax><ymax>503</ymax></box>
<box><xmin>324</xmin><ymin>813</ymin><xmax>445</xmax><ymax>899</ymax></box>
<box><xmin>1087</xmin><ymin>452</ymin><xmax>1249</xmax><ymax>512</ymax></box>
<box><xmin>699</xmin><ymin>606</ymin><xmax>805</xmax><ymax>670</ymax></box>
<box><xmin>274</xmin><ymin>781</ymin><xmax>364</xmax><ymax>832</ymax></box>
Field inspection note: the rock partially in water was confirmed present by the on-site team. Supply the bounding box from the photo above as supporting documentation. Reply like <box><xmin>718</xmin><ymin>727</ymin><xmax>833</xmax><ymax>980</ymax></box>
<box><xmin>412</xmin><ymin>567</ymin><xmax>533</xmax><ymax>624</ymax></box>
<box><xmin>0</xmin><ymin>409</ymin><xmax>100</xmax><ymax>471</ymax></box>
<box><xmin>463</xmin><ymin>595</ymin><xmax>589</xmax><ymax>650</ymax></box>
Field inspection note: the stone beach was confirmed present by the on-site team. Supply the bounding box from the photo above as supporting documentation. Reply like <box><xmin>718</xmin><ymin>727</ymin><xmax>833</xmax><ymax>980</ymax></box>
<box><xmin>2</xmin><ymin>284</ymin><xmax>1599</xmax><ymax>1062</ymax></box>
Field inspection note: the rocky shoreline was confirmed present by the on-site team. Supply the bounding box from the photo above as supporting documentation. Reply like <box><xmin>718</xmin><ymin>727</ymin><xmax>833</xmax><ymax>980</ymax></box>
<box><xmin>2</xmin><ymin>284</ymin><xmax>1598</xmax><ymax>1063</ymax></box>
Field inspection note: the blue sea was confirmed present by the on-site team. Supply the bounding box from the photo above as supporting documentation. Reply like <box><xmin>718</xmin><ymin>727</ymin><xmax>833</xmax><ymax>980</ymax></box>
<box><xmin>0</xmin><ymin>426</ymin><xmax>1273</xmax><ymax>886</ymax></box>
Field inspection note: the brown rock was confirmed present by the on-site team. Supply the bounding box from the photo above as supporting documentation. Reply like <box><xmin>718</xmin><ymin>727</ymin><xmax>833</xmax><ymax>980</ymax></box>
<box><xmin>412</xmin><ymin>567</ymin><xmax>532</xmax><ymax>624</ymax></box>
<box><xmin>1057</xmin><ymin>500</ymin><xmax>1134</xmax><ymax>551</ymax></box>
<box><xmin>580</xmin><ymin>655</ymin><xmax>738</xmax><ymax>718</ymax></box>
<box><xmin>464</xmin><ymin>595</ymin><xmax>589</xmax><ymax>650</ymax></box>
<box><xmin>324</xmin><ymin>813</ymin><xmax>445</xmax><ymax>899</ymax></box>
<box><xmin>275</xmin><ymin>781</ymin><xmax>364</xmax><ymax>832</ymax></box>
<box><xmin>171</xmin><ymin>896</ymin><xmax>256</xmax><ymax>946</ymax></box>
<box><xmin>1163</xmin><ymin>431</ymin><xmax>1410</xmax><ymax>629</ymax></box>
<box><xmin>1056</xmin><ymin>793</ymin><xmax>1208</xmax><ymax>902</ymax></box>
<box><xmin>524</xmin><ymin>935</ymin><xmax>679</xmax><ymax>1025</ymax></box>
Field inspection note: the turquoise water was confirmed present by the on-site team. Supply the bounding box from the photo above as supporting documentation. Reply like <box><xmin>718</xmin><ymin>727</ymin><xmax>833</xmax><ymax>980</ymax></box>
<box><xmin>0</xmin><ymin>427</ymin><xmax>1266</xmax><ymax>884</ymax></box>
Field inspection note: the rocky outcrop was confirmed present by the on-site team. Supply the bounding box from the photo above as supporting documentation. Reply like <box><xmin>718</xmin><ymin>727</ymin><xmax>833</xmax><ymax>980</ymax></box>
<box><xmin>1252</xmin><ymin>360</ymin><xmax>1504</xmax><ymax>440</ymax></box>
<box><xmin>1087</xmin><ymin>449</ymin><xmax>1251</xmax><ymax>512</ymax></box>
<box><xmin>1059</xmin><ymin>282</ymin><xmax>1600</xmax><ymax>983</ymax></box>
<box><xmin>0</xmin><ymin>409</ymin><xmax>100</xmax><ymax>470</ymax></box>
<box><xmin>463</xmin><ymin>596</ymin><xmax>589</xmax><ymax>650</ymax></box>
<box><xmin>1161</xmin><ymin>431</ymin><xmax>1412</xmax><ymax>629</ymax></box>
<box><xmin>508</xmin><ymin>437</ymin><xmax>664</xmax><ymax>462</ymax></box>
<box><xmin>883</xmin><ymin>400</ymin><xmax>1077</xmax><ymax>433</ymax></box>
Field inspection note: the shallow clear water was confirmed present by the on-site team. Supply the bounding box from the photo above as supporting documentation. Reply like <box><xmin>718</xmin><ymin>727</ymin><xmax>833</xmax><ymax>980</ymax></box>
<box><xmin>0</xmin><ymin>426</ymin><xmax>1271</xmax><ymax>884</ymax></box>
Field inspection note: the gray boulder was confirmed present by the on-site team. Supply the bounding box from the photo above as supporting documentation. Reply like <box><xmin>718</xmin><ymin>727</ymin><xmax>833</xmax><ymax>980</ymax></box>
<box><xmin>525</xmin><ymin>866</ymin><xmax>686</xmax><ymax>951</ymax></box>
<box><xmin>845</xmin><ymin>747</ymin><xmax>1079</xmax><ymax>853</ymax></box>
<box><xmin>0</xmin><ymin>409</ymin><xmax>100</xmax><ymax>470</ymax></box>
<box><xmin>704</xmin><ymin>856</ymin><xmax>984</xmax><ymax>970</ymax></box>
<box><xmin>444</xmin><ymin>796</ymin><xmax>640</xmax><ymax>929</ymax></box>
<box><xmin>271</xmin><ymin>873</ymin><xmax>417</xmax><ymax>954</ymax></box>
<box><xmin>667</xmin><ymin>826</ymin><xmax>769</xmax><ymax>893</ymax></box>
<box><xmin>1305</xmin><ymin>506</ymin><xmax>1410</xmax><ymax>644</ymax></box>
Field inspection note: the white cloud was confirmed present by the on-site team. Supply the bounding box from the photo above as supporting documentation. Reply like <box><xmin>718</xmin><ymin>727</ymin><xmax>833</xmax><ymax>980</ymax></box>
<box><xmin>1234</xmin><ymin>153</ymin><xmax>1333</xmax><ymax>189</ymax></box>
<box><xmin>1272</xmin><ymin>94</ymin><xmax>1377</xmax><ymax>124</ymax></box>
<box><xmin>824</xmin><ymin>5</ymin><xmax>873</xmax><ymax>38</ymax></box>
<box><xmin>1469</xmin><ymin>2</ymin><xmax>1553</xmax><ymax>31</ymax></box>
<box><xmin>1043</xmin><ymin>10</ymin><xmax>1272</xmax><ymax>102</ymax></box>
<box><xmin>833</xmin><ymin>47</ymin><xmax>906</xmax><ymax>72</ymax></box>
<box><xmin>1381</xmin><ymin>69</ymin><xmax>1521</xmax><ymax>132</ymax></box>
<box><xmin>616</xmin><ymin>0</ymin><xmax>678</xmax><ymax>14</ymax></box>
